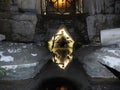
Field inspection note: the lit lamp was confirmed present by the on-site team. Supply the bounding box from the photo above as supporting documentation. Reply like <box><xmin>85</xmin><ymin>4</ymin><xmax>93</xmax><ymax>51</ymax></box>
<box><xmin>51</xmin><ymin>0</ymin><xmax>73</xmax><ymax>9</ymax></box>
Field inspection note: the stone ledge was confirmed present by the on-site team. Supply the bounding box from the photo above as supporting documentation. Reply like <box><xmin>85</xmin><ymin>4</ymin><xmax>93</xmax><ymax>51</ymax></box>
<box><xmin>76</xmin><ymin>46</ymin><xmax>120</xmax><ymax>78</ymax></box>
<box><xmin>0</xmin><ymin>42</ymin><xmax>50</xmax><ymax>80</ymax></box>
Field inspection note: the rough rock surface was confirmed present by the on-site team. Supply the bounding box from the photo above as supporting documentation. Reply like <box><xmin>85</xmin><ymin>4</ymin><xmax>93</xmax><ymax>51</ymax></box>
<box><xmin>17</xmin><ymin>0</ymin><xmax>41</xmax><ymax>13</ymax></box>
<box><xmin>86</xmin><ymin>15</ymin><xmax>120</xmax><ymax>41</ymax></box>
<box><xmin>0</xmin><ymin>42</ymin><xmax>50</xmax><ymax>80</ymax></box>
<box><xmin>11</xmin><ymin>14</ymin><xmax>37</xmax><ymax>42</ymax></box>
<box><xmin>76</xmin><ymin>46</ymin><xmax>117</xmax><ymax>78</ymax></box>
<box><xmin>0</xmin><ymin>18</ymin><xmax>12</xmax><ymax>40</ymax></box>
<box><xmin>0</xmin><ymin>0</ymin><xmax>11</xmax><ymax>12</ymax></box>
<box><xmin>17</xmin><ymin>0</ymin><xmax>37</xmax><ymax>12</ymax></box>
<box><xmin>0</xmin><ymin>13</ymin><xmax>37</xmax><ymax>42</ymax></box>
<box><xmin>83</xmin><ymin>0</ymin><xmax>120</xmax><ymax>15</ymax></box>
<box><xmin>98</xmin><ymin>47</ymin><xmax>120</xmax><ymax>72</ymax></box>
<box><xmin>0</xmin><ymin>34</ymin><xmax>6</xmax><ymax>41</ymax></box>
<box><xmin>115</xmin><ymin>0</ymin><xmax>120</xmax><ymax>14</ymax></box>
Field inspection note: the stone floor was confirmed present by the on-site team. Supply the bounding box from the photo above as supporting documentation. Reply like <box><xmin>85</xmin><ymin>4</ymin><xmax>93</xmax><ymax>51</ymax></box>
<box><xmin>0</xmin><ymin>60</ymin><xmax>120</xmax><ymax>90</ymax></box>
<box><xmin>91</xmin><ymin>79</ymin><xmax>120</xmax><ymax>90</ymax></box>
<box><xmin>0</xmin><ymin>42</ymin><xmax>120</xmax><ymax>90</ymax></box>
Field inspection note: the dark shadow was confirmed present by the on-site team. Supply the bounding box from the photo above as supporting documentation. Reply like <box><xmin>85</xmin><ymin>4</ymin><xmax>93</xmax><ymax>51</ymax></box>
<box><xmin>40</xmin><ymin>77</ymin><xmax>78</xmax><ymax>90</ymax></box>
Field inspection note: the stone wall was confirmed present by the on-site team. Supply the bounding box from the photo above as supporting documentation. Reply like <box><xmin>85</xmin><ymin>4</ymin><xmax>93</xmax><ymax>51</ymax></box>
<box><xmin>0</xmin><ymin>42</ymin><xmax>50</xmax><ymax>80</ymax></box>
<box><xmin>0</xmin><ymin>0</ymin><xmax>120</xmax><ymax>81</ymax></box>
<box><xmin>83</xmin><ymin>0</ymin><xmax>120</xmax><ymax>42</ymax></box>
<box><xmin>0</xmin><ymin>0</ymin><xmax>120</xmax><ymax>43</ymax></box>
<box><xmin>83</xmin><ymin>0</ymin><xmax>120</xmax><ymax>15</ymax></box>
<box><xmin>0</xmin><ymin>0</ymin><xmax>89</xmax><ymax>44</ymax></box>
<box><xmin>87</xmin><ymin>15</ymin><xmax>120</xmax><ymax>40</ymax></box>
<box><xmin>17</xmin><ymin>0</ymin><xmax>41</xmax><ymax>14</ymax></box>
<box><xmin>0</xmin><ymin>0</ymin><xmax>37</xmax><ymax>42</ymax></box>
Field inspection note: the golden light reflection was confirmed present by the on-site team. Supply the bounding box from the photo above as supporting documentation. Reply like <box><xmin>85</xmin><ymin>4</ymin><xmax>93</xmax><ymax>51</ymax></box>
<box><xmin>51</xmin><ymin>0</ymin><xmax>73</xmax><ymax>9</ymax></box>
<box><xmin>48</xmin><ymin>25</ymin><xmax>74</xmax><ymax>69</ymax></box>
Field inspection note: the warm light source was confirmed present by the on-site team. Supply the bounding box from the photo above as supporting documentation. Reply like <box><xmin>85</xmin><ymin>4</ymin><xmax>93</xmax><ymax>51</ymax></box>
<box><xmin>51</xmin><ymin>0</ymin><xmax>73</xmax><ymax>9</ymax></box>
<box><xmin>48</xmin><ymin>25</ymin><xmax>74</xmax><ymax>69</ymax></box>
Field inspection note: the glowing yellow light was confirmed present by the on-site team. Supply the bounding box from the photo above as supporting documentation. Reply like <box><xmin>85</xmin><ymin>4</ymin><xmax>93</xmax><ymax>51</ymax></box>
<box><xmin>48</xmin><ymin>25</ymin><xmax>74</xmax><ymax>69</ymax></box>
<box><xmin>51</xmin><ymin>0</ymin><xmax>73</xmax><ymax>9</ymax></box>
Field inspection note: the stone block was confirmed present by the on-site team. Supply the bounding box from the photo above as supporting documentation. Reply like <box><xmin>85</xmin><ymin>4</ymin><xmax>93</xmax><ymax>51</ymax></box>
<box><xmin>0</xmin><ymin>0</ymin><xmax>12</xmax><ymax>12</ymax></box>
<box><xmin>76</xmin><ymin>47</ymin><xmax>116</xmax><ymax>78</ymax></box>
<box><xmin>104</xmin><ymin>0</ymin><xmax>115</xmax><ymax>14</ymax></box>
<box><xmin>17</xmin><ymin>0</ymin><xmax>37</xmax><ymax>12</ymax></box>
<box><xmin>86</xmin><ymin>15</ymin><xmax>120</xmax><ymax>41</ymax></box>
<box><xmin>83</xmin><ymin>0</ymin><xmax>96</xmax><ymax>15</ymax></box>
<box><xmin>101</xmin><ymin>28</ymin><xmax>120</xmax><ymax>45</ymax></box>
<box><xmin>0</xmin><ymin>34</ymin><xmax>6</xmax><ymax>41</ymax></box>
<box><xmin>11</xmin><ymin>0</ymin><xmax>18</xmax><ymax>5</ymax></box>
<box><xmin>115</xmin><ymin>0</ymin><xmax>120</xmax><ymax>14</ymax></box>
<box><xmin>0</xmin><ymin>19</ymin><xmax>12</xmax><ymax>40</ymax></box>
<box><xmin>83</xmin><ymin>0</ymin><xmax>115</xmax><ymax>15</ymax></box>
<box><xmin>99</xmin><ymin>47</ymin><xmax>120</xmax><ymax>72</ymax></box>
<box><xmin>0</xmin><ymin>42</ymin><xmax>50</xmax><ymax>80</ymax></box>
<box><xmin>0</xmin><ymin>12</ymin><xmax>11</xmax><ymax>19</ymax></box>
<box><xmin>0</xmin><ymin>13</ymin><xmax>37</xmax><ymax>42</ymax></box>
<box><xmin>11</xmin><ymin>14</ymin><xmax>37</xmax><ymax>42</ymax></box>
<box><xmin>10</xmin><ymin>6</ymin><xmax>18</xmax><ymax>12</ymax></box>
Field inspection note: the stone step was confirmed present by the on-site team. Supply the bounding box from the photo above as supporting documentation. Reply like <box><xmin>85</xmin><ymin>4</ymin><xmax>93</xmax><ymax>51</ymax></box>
<box><xmin>0</xmin><ymin>42</ymin><xmax>50</xmax><ymax>80</ymax></box>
